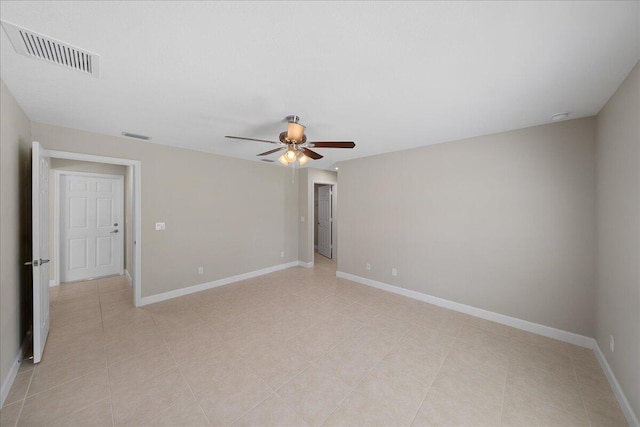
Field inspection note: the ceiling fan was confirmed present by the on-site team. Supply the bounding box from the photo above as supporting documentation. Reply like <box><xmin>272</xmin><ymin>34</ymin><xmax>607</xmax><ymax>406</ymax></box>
<box><xmin>225</xmin><ymin>115</ymin><xmax>355</xmax><ymax>166</ymax></box>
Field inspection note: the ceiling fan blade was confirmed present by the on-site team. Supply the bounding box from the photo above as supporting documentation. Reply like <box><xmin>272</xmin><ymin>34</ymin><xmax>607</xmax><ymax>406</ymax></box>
<box><xmin>225</xmin><ymin>135</ymin><xmax>281</xmax><ymax>145</ymax></box>
<box><xmin>257</xmin><ymin>147</ymin><xmax>286</xmax><ymax>156</ymax></box>
<box><xmin>302</xmin><ymin>147</ymin><xmax>323</xmax><ymax>160</ymax></box>
<box><xmin>309</xmin><ymin>141</ymin><xmax>356</xmax><ymax>148</ymax></box>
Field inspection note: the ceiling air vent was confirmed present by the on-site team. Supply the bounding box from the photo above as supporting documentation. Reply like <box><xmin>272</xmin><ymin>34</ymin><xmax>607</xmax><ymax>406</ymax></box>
<box><xmin>1</xmin><ymin>20</ymin><xmax>100</xmax><ymax>78</ymax></box>
<box><xmin>122</xmin><ymin>132</ymin><xmax>151</xmax><ymax>141</ymax></box>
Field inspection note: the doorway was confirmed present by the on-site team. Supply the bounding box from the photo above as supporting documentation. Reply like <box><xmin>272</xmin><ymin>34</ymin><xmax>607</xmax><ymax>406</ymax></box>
<box><xmin>45</xmin><ymin>148</ymin><xmax>142</xmax><ymax>306</ymax></box>
<box><xmin>315</xmin><ymin>184</ymin><xmax>333</xmax><ymax>259</ymax></box>
<box><xmin>311</xmin><ymin>180</ymin><xmax>337</xmax><ymax>265</ymax></box>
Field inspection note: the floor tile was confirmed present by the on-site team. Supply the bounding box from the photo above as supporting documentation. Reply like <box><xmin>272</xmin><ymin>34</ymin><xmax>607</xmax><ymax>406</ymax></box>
<box><xmin>443</xmin><ymin>338</ymin><xmax>508</xmax><ymax>385</ymax></box>
<box><xmin>501</xmin><ymin>386</ymin><xmax>589</xmax><ymax>427</ymax></box>
<box><xmin>108</xmin><ymin>345</ymin><xmax>177</xmax><ymax>392</ymax></box>
<box><xmin>277</xmin><ymin>366</ymin><xmax>354</xmax><ymax>427</ymax></box>
<box><xmin>105</xmin><ymin>325</ymin><xmax>165</xmax><ymax>364</ymax></box>
<box><xmin>0</xmin><ymin>400</ymin><xmax>22</xmax><ymax>427</ymax></box>
<box><xmin>398</xmin><ymin>324</ymin><xmax>456</xmax><ymax>358</ymax></box>
<box><xmin>110</xmin><ymin>368</ymin><xmax>192</xmax><ymax>426</ymax></box>
<box><xmin>195</xmin><ymin>369</ymin><xmax>273</xmax><ymax>426</ymax></box>
<box><xmin>28</xmin><ymin>346</ymin><xmax>106</xmax><ymax>396</ymax></box>
<box><xmin>144</xmin><ymin>392</ymin><xmax>210</xmax><ymax>427</ymax></box>
<box><xmin>321</xmin><ymin>391</ymin><xmax>402</xmax><ymax>427</ymax></box>
<box><xmin>355</xmin><ymin>367</ymin><xmax>429</xmax><ymax>425</ymax></box>
<box><xmin>3</xmin><ymin>371</ymin><xmax>32</xmax><ymax>406</ymax></box>
<box><xmin>45</xmin><ymin>398</ymin><xmax>113</xmax><ymax>427</ymax></box>
<box><xmin>413</xmin><ymin>364</ymin><xmax>504</xmax><ymax>427</ymax></box>
<box><xmin>248</xmin><ymin>343</ymin><xmax>311</xmax><ymax>390</ymax></box>
<box><xmin>18</xmin><ymin>370</ymin><xmax>109</xmax><ymax>427</ymax></box>
<box><xmin>233</xmin><ymin>394</ymin><xmax>308</xmax><ymax>427</ymax></box>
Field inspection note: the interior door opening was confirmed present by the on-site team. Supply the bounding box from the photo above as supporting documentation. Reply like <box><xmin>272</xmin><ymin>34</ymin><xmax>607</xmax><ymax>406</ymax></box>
<box><xmin>44</xmin><ymin>148</ymin><xmax>142</xmax><ymax>307</ymax></box>
<box><xmin>312</xmin><ymin>181</ymin><xmax>337</xmax><ymax>265</ymax></box>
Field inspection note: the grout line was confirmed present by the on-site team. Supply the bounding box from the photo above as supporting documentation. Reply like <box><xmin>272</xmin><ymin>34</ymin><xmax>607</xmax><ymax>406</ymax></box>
<box><xmin>408</xmin><ymin>338</ymin><xmax>454</xmax><ymax>427</ymax></box>
<box><xmin>498</xmin><ymin>356</ymin><xmax>509</xmax><ymax>426</ymax></box>
<box><xmin>99</xmin><ymin>286</ymin><xmax>116</xmax><ymax>427</ymax></box>
<box><xmin>11</xmin><ymin>367</ymin><xmax>35</xmax><ymax>427</ymax></box>
<box><xmin>570</xmin><ymin>353</ymin><xmax>594</xmax><ymax>427</ymax></box>
<box><xmin>316</xmin><ymin>323</ymin><xmax>414</xmax><ymax>427</ymax></box>
<box><xmin>165</xmin><ymin>347</ymin><xmax>213</xmax><ymax>427</ymax></box>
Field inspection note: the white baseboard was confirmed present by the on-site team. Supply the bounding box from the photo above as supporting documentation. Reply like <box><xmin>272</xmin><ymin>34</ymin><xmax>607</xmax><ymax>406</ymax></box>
<box><xmin>298</xmin><ymin>261</ymin><xmax>314</xmax><ymax>268</ymax></box>
<box><xmin>1</xmin><ymin>339</ymin><xmax>26</xmax><ymax>408</ymax></box>
<box><xmin>124</xmin><ymin>270</ymin><xmax>132</xmax><ymax>286</ymax></box>
<box><xmin>139</xmin><ymin>261</ymin><xmax>300</xmax><ymax>306</ymax></box>
<box><xmin>593</xmin><ymin>343</ymin><xmax>640</xmax><ymax>427</ymax></box>
<box><xmin>336</xmin><ymin>271</ymin><xmax>594</xmax><ymax>348</ymax></box>
<box><xmin>337</xmin><ymin>271</ymin><xmax>639</xmax><ymax>425</ymax></box>
<box><xmin>49</xmin><ymin>279</ymin><xmax>57</xmax><ymax>287</ymax></box>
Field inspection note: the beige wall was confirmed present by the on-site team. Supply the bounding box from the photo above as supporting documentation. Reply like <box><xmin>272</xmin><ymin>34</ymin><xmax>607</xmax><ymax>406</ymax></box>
<box><xmin>298</xmin><ymin>168</ymin><xmax>338</xmax><ymax>263</ymax></box>
<box><xmin>338</xmin><ymin>118</ymin><xmax>597</xmax><ymax>336</ymax></box>
<box><xmin>595</xmin><ymin>61</ymin><xmax>640</xmax><ymax>417</ymax></box>
<box><xmin>48</xmin><ymin>159</ymin><xmax>129</xmax><ymax>282</ymax></box>
<box><xmin>31</xmin><ymin>123</ymin><xmax>299</xmax><ymax>298</ymax></box>
<box><xmin>0</xmin><ymin>81</ymin><xmax>32</xmax><ymax>394</ymax></box>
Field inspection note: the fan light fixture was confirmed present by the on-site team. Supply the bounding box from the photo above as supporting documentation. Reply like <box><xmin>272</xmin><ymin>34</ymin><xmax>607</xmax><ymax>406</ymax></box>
<box><xmin>278</xmin><ymin>149</ymin><xmax>309</xmax><ymax>166</ymax></box>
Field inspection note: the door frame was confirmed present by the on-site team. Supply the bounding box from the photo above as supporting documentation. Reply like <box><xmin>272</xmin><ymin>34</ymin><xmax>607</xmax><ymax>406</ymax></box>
<box><xmin>45</xmin><ymin>147</ymin><xmax>143</xmax><ymax>307</ymax></box>
<box><xmin>53</xmin><ymin>170</ymin><xmax>125</xmax><ymax>286</ymax></box>
<box><xmin>310</xmin><ymin>179</ymin><xmax>337</xmax><ymax>266</ymax></box>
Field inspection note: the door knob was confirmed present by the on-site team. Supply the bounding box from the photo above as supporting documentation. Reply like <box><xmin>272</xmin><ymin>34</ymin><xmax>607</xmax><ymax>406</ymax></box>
<box><xmin>40</xmin><ymin>259</ymin><xmax>50</xmax><ymax>264</ymax></box>
<box><xmin>114</xmin><ymin>223</ymin><xmax>118</xmax><ymax>226</ymax></box>
<box><xmin>110</xmin><ymin>230</ymin><xmax>119</xmax><ymax>234</ymax></box>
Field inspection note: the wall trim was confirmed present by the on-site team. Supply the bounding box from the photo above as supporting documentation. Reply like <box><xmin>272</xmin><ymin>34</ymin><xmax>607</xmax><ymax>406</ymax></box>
<box><xmin>49</xmin><ymin>279</ymin><xmax>57</xmax><ymax>287</ymax></box>
<box><xmin>336</xmin><ymin>271</ymin><xmax>594</xmax><ymax>348</ymax></box>
<box><xmin>593</xmin><ymin>343</ymin><xmax>640</xmax><ymax>427</ymax></box>
<box><xmin>139</xmin><ymin>261</ymin><xmax>300</xmax><ymax>306</ymax></box>
<box><xmin>298</xmin><ymin>261</ymin><xmax>314</xmax><ymax>268</ymax></box>
<box><xmin>1</xmin><ymin>338</ymin><xmax>27</xmax><ymax>408</ymax></box>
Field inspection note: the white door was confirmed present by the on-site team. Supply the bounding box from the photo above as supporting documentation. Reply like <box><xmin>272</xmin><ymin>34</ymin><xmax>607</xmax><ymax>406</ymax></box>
<box><xmin>31</xmin><ymin>142</ymin><xmax>50</xmax><ymax>364</ymax></box>
<box><xmin>60</xmin><ymin>173</ymin><xmax>124</xmax><ymax>282</ymax></box>
<box><xmin>317</xmin><ymin>185</ymin><xmax>332</xmax><ymax>259</ymax></box>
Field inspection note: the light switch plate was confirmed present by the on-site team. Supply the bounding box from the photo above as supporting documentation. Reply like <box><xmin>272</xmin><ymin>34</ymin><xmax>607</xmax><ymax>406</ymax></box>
<box><xmin>155</xmin><ymin>222</ymin><xmax>166</xmax><ymax>231</ymax></box>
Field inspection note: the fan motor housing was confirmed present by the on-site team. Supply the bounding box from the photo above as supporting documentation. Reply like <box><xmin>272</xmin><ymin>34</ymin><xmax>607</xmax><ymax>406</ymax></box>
<box><xmin>279</xmin><ymin>131</ymin><xmax>307</xmax><ymax>144</ymax></box>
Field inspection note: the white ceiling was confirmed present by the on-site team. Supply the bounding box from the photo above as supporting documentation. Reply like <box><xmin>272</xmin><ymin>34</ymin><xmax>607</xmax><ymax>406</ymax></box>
<box><xmin>1</xmin><ymin>1</ymin><xmax>638</xmax><ymax>170</ymax></box>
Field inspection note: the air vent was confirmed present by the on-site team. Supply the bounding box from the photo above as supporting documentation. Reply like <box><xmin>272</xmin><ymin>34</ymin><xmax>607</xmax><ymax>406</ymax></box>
<box><xmin>1</xmin><ymin>20</ymin><xmax>100</xmax><ymax>77</ymax></box>
<box><xmin>122</xmin><ymin>132</ymin><xmax>151</xmax><ymax>141</ymax></box>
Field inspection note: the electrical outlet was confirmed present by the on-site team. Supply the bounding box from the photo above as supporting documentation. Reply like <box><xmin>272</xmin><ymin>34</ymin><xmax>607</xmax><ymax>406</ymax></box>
<box><xmin>155</xmin><ymin>222</ymin><xmax>165</xmax><ymax>231</ymax></box>
<box><xmin>391</xmin><ymin>268</ymin><xmax>397</xmax><ymax>276</ymax></box>
<box><xmin>610</xmin><ymin>334</ymin><xmax>615</xmax><ymax>352</ymax></box>
<box><xmin>366</xmin><ymin>263</ymin><xmax>371</xmax><ymax>271</ymax></box>
<box><xmin>300</xmin><ymin>216</ymin><xmax>305</xmax><ymax>222</ymax></box>
<box><xmin>198</xmin><ymin>267</ymin><xmax>204</xmax><ymax>275</ymax></box>
<box><xmin>280</xmin><ymin>251</ymin><xmax>285</xmax><ymax>258</ymax></box>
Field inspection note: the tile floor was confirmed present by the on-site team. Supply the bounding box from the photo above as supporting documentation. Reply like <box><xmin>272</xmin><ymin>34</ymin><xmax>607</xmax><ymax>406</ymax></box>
<box><xmin>1</xmin><ymin>255</ymin><xmax>629</xmax><ymax>426</ymax></box>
